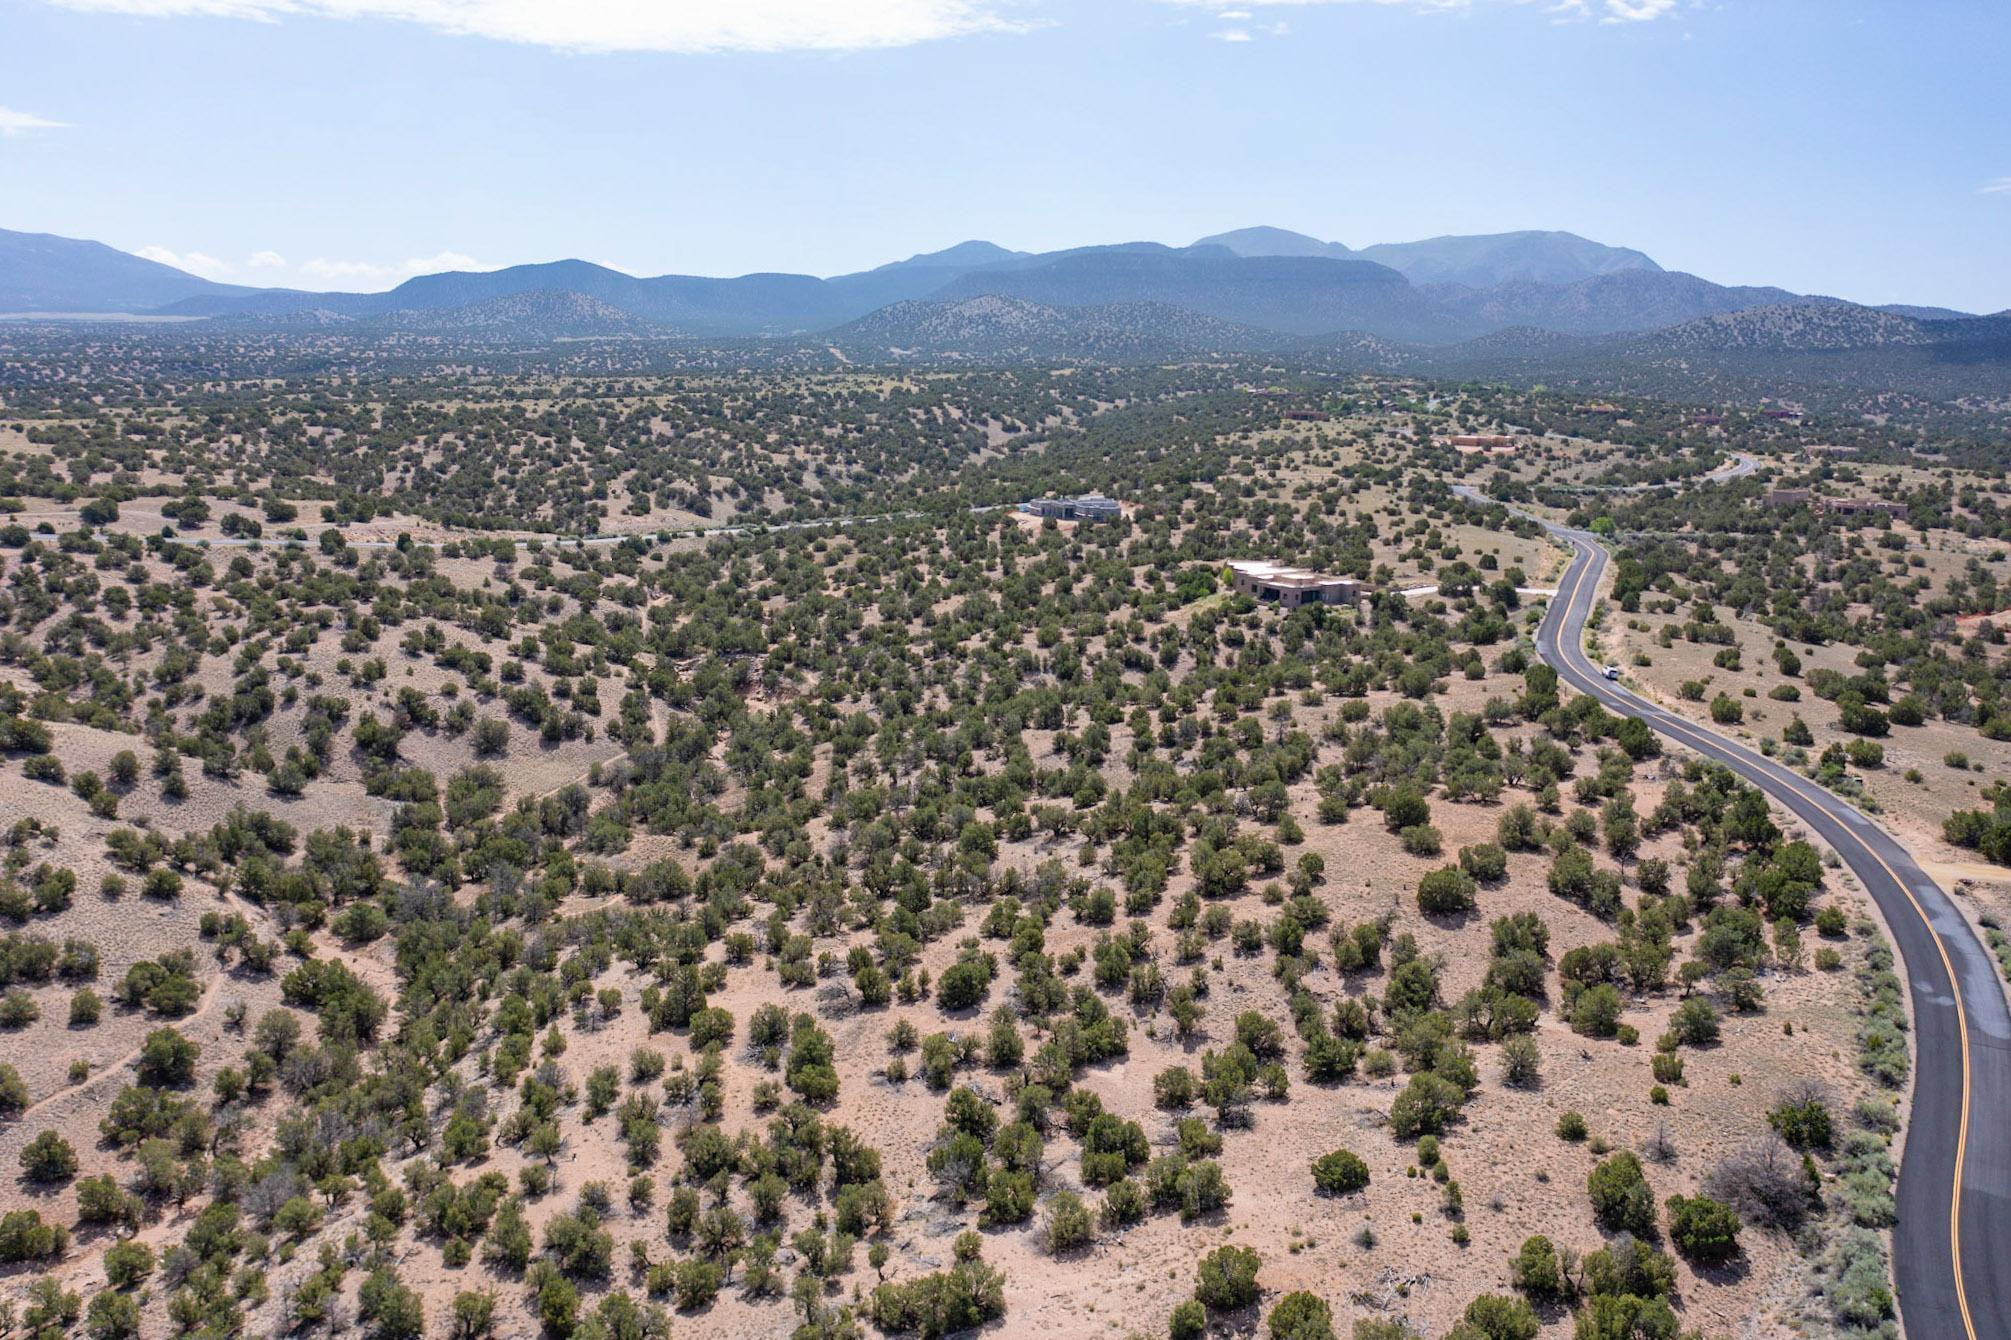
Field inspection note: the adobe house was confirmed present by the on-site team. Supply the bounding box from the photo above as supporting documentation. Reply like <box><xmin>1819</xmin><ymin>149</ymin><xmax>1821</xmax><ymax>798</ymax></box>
<box><xmin>1226</xmin><ymin>560</ymin><xmax>1364</xmax><ymax>609</ymax></box>
<box><xmin>1818</xmin><ymin>497</ymin><xmax>1906</xmax><ymax>519</ymax></box>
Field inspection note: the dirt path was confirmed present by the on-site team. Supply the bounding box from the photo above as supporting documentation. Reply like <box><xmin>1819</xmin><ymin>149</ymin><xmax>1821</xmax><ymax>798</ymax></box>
<box><xmin>16</xmin><ymin>976</ymin><xmax>225</xmax><ymax>1121</ymax></box>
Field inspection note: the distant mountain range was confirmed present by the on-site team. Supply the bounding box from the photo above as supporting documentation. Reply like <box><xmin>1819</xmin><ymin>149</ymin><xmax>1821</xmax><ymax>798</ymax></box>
<box><xmin>3</xmin><ymin>223</ymin><xmax>2005</xmax><ymax>410</ymax></box>
<box><xmin>10</xmin><ymin>221</ymin><xmax>1978</xmax><ymax>344</ymax></box>
<box><xmin>1196</xmin><ymin>226</ymin><xmax>1662</xmax><ymax>289</ymax></box>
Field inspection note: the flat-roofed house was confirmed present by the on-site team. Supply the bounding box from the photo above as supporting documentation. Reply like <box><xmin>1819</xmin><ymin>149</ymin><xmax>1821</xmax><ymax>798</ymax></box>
<box><xmin>1227</xmin><ymin>560</ymin><xmax>1364</xmax><ymax>609</ymax></box>
<box><xmin>1818</xmin><ymin>497</ymin><xmax>1906</xmax><ymax>519</ymax></box>
<box><xmin>1762</xmin><ymin>489</ymin><xmax>1814</xmax><ymax>509</ymax></box>
<box><xmin>1022</xmin><ymin>494</ymin><xmax>1123</xmax><ymax>522</ymax></box>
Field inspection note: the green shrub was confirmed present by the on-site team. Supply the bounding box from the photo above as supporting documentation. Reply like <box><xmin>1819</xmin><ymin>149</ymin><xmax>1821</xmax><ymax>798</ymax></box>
<box><xmin>1459</xmin><ymin>843</ymin><xmax>1509</xmax><ymax>883</ymax></box>
<box><xmin>1389</xmin><ymin>1073</ymin><xmax>1463</xmax><ymax>1138</ymax></box>
<box><xmin>19</xmin><ymin>1130</ymin><xmax>76</xmax><ymax>1183</ymax></box>
<box><xmin>1169</xmin><ymin>1300</ymin><xmax>1208</xmax><ymax>1340</ymax></box>
<box><xmin>1669</xmin><ymin>997</ymin><xmax>1720</xmax><ymax>1046</ymax></box>
<box><xmin>1043</xmin><ymin>1192</ymin><xmax>1094</xmax><ymax>1253</ymax></box>
<box><xmin>1569</xmin><ymin>983</ymin><xmax>1625</xmax><ymax>1038</ymax></box>
<box><xmin>1508</xmin><ymin>1235</ymin><xmax>1564</xmax><ymax>1299</ymax></box>
<box><xmin>1456</xmin><ymin>1294</ymin><xmax>1538</xmax><ymax>1340</ymax></box>
<box><xmin>1311</xmin><ymin>1149</ymin><xmax>1370</xmax><ymax>1196</ymax></box>
<box><xmin>103</xmin><ymin>1239</ymin><xmax>155</xmax><ymax>1288</ymax></box>
<box><xmin>1768</xmin><ymin>1086</ymin><xmax>1834</xmax><ymax>1151</ymax></box>
<box><xmin>867</xmin><ymin>1254</ymin><xmax>1007</xmax><ymax>1337</ymax></box>
<box><xmin>0</xmin><ymin>1209</ymin><xmax>68</xmax><ymax>1262</ymax></box>
<box><xmin>1400</xmin><ymin>825</ymin><xmax>1443</xmax><ymax>857</ymax></box>
<box><xmin>1417</xmin><ymin>866</ymin><xmax>1477</xmax><ymax>916</ymax></box>
<box><xmin>1826</xmin><ymin>1227</ymin><xmax>1895</xmax><ymax>1328</ymax></box>
<box><xmin>1667</xmin><ymin>1194</ymin><xmax>1741</xmax><ymax>1264</ymax></box>
<box><xmin>1582</xmin><ymin>1235</ymin><xmax>1676</xmax><ymax>1300</ymax></box>
<box><xmin>1267</xmin><ymin>1291</ymin><xmax>1336</xmax><ymax>1340</ymax></box>
<box><xmin>1587</xmin><ymin>1151</ymin><xmax>1655</xmax><ymax>1236</ymax></box>
<box><xmin>1195</xmin><ymin>1244</ymin><xmax>1262</xmax><ymax>1312</ymax></box>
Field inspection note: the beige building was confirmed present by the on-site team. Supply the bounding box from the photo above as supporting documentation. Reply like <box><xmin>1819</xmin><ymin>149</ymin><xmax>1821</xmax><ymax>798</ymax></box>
<box><xmin>1227</xmin><ymin>560</ymin><xmax>1364</xmax><ymax>609</ymax></box>
<box><xmin>1759</xmin><ymin>490</ymin><xmax>1904</xmax><ymax>518</ymax></box>
<box><xmin>1820</xmin><ymin>497</ymin><xmax>1906</xmax><ymax>518</ymax></box>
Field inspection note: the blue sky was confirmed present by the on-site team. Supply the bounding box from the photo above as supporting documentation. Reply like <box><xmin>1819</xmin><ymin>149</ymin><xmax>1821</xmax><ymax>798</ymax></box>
<box><xmin>2</xmin><ymin>0</ymin><xmax>2007</xmax><ymax>310</ymax></box>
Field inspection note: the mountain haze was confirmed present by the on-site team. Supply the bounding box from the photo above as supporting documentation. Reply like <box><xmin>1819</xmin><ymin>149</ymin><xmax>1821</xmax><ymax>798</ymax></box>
<box><xmin>1429</xmin><ymin>268</ymin><xmax>1818</xmax><ymax>337</ymax></box>
<box><xmin>1358</xmin><ymin>230</ymin><xmax>1661</xmax><ymax>287</ymax></box>
<box><xmin>0</xmin><ymin>227</ymin><xmax>255</xmax><ymax>313</ymax></box>
<box><xmin>832</xmin><ymin>294</ymin><xmax>1278</xmax><ymax>360</ymax></box>
<box><xmin>6</xmin><ymin>221</ymin><xmax>2003</xmax><ymax>408</ymax></box>
<box><xmin>1192</xmin><ymin>226</ymin><xmax>1357</xmax><ymax>261</ymax></box>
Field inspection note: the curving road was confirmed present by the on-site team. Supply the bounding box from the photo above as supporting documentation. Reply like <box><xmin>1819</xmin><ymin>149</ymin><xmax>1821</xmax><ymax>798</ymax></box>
<box><xmin>1521</xmin><ymin>509</ymin><xmax>2010</xmax><ymax>1340</ymax></box>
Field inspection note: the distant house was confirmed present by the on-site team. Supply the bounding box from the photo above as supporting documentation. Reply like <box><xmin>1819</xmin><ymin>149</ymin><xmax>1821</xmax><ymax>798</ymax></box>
<box><xmin>1760</xmin><ymin>490</ymin><xmax>1905</xmax><ymax>518</ymax></box>
<box><xmin>1284</xmin><ymin>409</ymin><xmax>1331</xmax><ymax>422</ymax></box>
<box><xmin>1687</xmin><ymin>414</ymin><xmax>1725</xmax><ymax>426</ymax></box>
<box><xmin>1573</xmin><ymin>403</ymin><xmax>1624</xmax><ymax>415</ymax></box>
<box><xmin>1444</xmin><ymin>433</ymin><xmax>1515</xmax><ymax>454</ymax></box>
<box><xmin>1227</xmin><ymin>560</ymin><xmax>1364</xmax><ymax>609</ymax></box>
<box><xmin>1805</xmin><ymin>444</ymin><xmax>1860</xmax><ymax>458</ymax></box>
<box><xmin>1819</xmin><ymin>497</ymin><xmax>1906</xmax><ymax>519</ymax></box>
<box><xmin>1761</xmin><ymin>408</ymin><xmax>1802</xmax><ymax>420</ymax></box>
<box><xmin>1022</xmin><ymin>494</ymin><xmax>1122</xmax><ymax>522</ymax></box>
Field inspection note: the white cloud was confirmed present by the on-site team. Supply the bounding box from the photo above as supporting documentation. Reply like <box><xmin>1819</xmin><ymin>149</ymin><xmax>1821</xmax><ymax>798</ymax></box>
<box><xmin>1209</xmin><ymin>17</ymin><xmax>1291</xmax><ymax>38</ymax></box>
<box><xmin>1599</xmin><ymin>0</ymin><xmax>1674</xmax><ymax>21</ymax></box>
<box><xmin>0</xmin><ymin>105</ymin><xmax>67</xmax><ymax>137</ymax></box>
<box><xmin>296</xmin><ymin>250</ymin><xmax>498</xmax><ymax>287</ymax></box>
<box><xmin>1981</xmin><ymin>177</ymin><xmax>2011</xmax><ymax>196</ymax></box>
<box><xmin>45</xmin><ymin>0</ymin><xmax>1027</xmax><ymax>53</ymax></box>
<box><xmin>128</xmin><ymin>245</ymin><xmax>497</xmax><ymax>290</ymax></box>
<box><xmin>136</xmin><ymin>244</ymin><xmax>233</xmax><ymax>280</ymax></box>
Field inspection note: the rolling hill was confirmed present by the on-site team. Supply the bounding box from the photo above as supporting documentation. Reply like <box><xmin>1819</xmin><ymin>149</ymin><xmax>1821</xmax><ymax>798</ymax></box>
<box><xmin>830</xmin><ymin>294</ymin><xmax>1281</xmax><ymax>359</ymax></box>
<box><xmin>925</xmin><ymin>247</ymin><xmax>1468</xmax><ymax>341</ymax></box>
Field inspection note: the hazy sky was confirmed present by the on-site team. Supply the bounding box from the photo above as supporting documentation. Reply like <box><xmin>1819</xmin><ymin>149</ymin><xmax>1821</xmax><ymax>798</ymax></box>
<box><xmin>2</xmin><ymin>0</ymin><xmax>2007</xmax><ymax>309</ymax></box>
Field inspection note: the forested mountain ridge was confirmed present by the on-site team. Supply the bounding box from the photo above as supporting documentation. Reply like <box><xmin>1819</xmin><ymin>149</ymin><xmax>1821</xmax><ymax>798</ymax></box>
<box><xmin>9</xmin><ymin>222</ymin><xmax>1974</xmax><ymax>347</ymax></box>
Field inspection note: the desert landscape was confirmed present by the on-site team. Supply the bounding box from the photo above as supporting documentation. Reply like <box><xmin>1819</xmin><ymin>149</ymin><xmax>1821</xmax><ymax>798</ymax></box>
<box><xmin>0</xmin><ymin>356</ymin><xmax>1993</xmax><ymax>1340</ymax></box>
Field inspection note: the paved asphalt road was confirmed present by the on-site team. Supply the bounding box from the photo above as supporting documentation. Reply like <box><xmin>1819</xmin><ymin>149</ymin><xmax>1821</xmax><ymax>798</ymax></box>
<box><xmin>1523</xmin><ymin>510</ymin><xmax>2010</xmax><ymax>1340</ymax></box>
